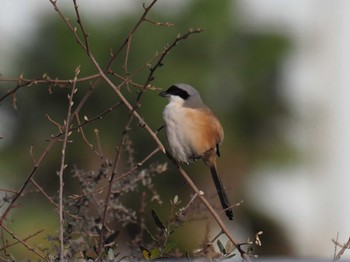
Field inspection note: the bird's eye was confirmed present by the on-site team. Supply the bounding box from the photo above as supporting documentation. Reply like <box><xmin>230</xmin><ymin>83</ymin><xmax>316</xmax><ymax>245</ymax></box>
<box><xmin>167</xmin><ymin>85</ymin><xmax>189</xmax><ymax>100</ymax></box>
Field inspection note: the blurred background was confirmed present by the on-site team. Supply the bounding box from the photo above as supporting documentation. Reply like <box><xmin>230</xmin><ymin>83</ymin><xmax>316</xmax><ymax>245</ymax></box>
<box><xmin>1</xmin><ymin>0</ymin><xmax>350</xmax><ymax>260</ymax></box>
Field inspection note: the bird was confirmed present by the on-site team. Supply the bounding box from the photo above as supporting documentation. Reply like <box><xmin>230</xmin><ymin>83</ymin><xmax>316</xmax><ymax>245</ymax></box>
<box><xmin>159</xmin><ymin>83</ymin><xmax>233</xmax><ymax>220</ymax></box>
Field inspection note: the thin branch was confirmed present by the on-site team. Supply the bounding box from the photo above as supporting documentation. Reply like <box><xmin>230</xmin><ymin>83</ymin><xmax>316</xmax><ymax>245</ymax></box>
<box><xmin>0</xmin><ymin>229</ymin><xmax>44</xmax><ymax>251</ymax></box>
<box><xmin>93</xmin><ymin>128</ymin><xmax>105</xmax><ymax>162</ymax></box>
<box><xmin>57</xmin><ymin>66</ymin><xmax>80</xmax><ymax>260</ymax></box>
<box><xmin>333</xmin><ymin>232</ymin><xmax>339</xmax><ymax>259</ymax></box>
<box><xmin>30</xmin><ymin>178</ymin><xmax>79</xmax><ymax>220</ymax></box>
<box><xmin>75</xmin><ymin>114</ymin><xmax>95</xmax><ymax>150</ymax></box>
<box><xmin>142</xmin><ymin>28</ymin><xmax>203</xmax><ymax>94</ymax></box>
<box><xmin>0</xmin><ymin>188</ymin><xmax>18</xmax><ymax>194</ymax></box>
<box><xmin>333</xmin><ymin>236</ymin><xmax>350</xmax><ymax>260</ymax></box>
<box><xmin>177</xmin><ymin>192</ymin><xmax>200</xmax><ymax>219</ymax></box>
<box><xmin>108</xmin><ymin>71</ymin><xmax>144</xmax><ymax>89</ymax></box>
<box><xmin>0</xmin><ymin>139</ymin><xmax>56</xmax><ymax>222</ymax></box>
<box><xmin>105</xmin><ymin>0</ymin><xmax>159</xmax><ymax>71</ymax></box>
<box><xmin>110</xmin><ymin>29</ymin><xmax>204</xmax><ymax>113</ymax></box>
<box><xmin>89</xmin><ymin>53</ymin><xmax>166</xmax><ymax>154</ymax></box>
<box><xmin>46</xmin><ymin>114</ymin><xmax>63</xmax><ymax>132</ymax></box>
<box><xmin>171</xmin><ymin>158</ymin><xmax>252</xmax><ymax>261</ymax></box>
<box><xmin>69</xmin><ymin>147</ymin><xmax>161</xmax><ymax>200</ymax></box>
<box><xmin>49</xmin><ymin>0</ymin><xmax>88</xmax><ymax>52</ymax></box>
<box><xmin>47</xmin><ymin>0</ymin><xmax>165</xmax><ymax>151</ymax></box>
<box><xmin>193</xmin><ymin>229</ymin><xmax>224</xmax><ymax>255</ymax></box>
<box><xmin>51</xmin><ymin>100</ymin><xmax>123</xmax><ymax>141</ymax></box>
<box><xmin>0</xmin><ymin>136</ymin><xmax>57</xmax><ymax>256</ymax></box>
<box><xmin>97</xmin><ymin>113</ymin><xmax>135</xmax><ymax>257</ymax></box>
<box><xmin>0</xmin><ymin>74</ymin><xmax>102</xmax><ymax>254</ymax></box>
<box><xmin>143</xmin><ymin>18</ymin><xmax>174</xmax><ymax>27</ymax></box>
<box><xmin>1</xmin><ymin>224</ymin><xmax>46</xmax><ymax>259</ymax></box>
<box><xmin>73</xmin><ymin>0</ymin><xmax>90</xmax><ymax>54</ymax></box>
<box><xmin>0</xmin><ymin>74</ymin><xmax>100</xmax><ymax>103</ymax></box>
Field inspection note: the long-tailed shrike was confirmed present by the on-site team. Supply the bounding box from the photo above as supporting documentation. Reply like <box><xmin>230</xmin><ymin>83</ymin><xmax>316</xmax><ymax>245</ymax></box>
<box><xmin>159</xmin><ymin>83</ymin><xmax>233</xmax><ymax>220</ymax></box>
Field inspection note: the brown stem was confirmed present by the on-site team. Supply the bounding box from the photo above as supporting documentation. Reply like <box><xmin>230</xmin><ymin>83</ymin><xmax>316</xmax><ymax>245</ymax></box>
<box><xmin>57</xmin><ymin>66</ymin><xmax>80</xmax><ymax>260</ymax></box>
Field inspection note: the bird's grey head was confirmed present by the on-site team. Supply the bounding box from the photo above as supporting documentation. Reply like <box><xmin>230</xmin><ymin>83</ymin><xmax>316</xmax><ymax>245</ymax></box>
<box><xmin>159</xmin><ymin>83</ymin><xmax>204</xmax><ymax>108</ymax></box>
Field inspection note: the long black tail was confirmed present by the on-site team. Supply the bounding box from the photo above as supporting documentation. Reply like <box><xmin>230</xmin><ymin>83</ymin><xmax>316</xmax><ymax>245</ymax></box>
<box><xmin>210</xmin><ymin>166</ymin><xmax>233</xmax><ymax>220</ymax></box>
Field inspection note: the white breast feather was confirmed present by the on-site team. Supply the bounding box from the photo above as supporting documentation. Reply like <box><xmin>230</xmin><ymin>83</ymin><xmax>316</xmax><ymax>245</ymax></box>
<box><xmin>162</xmin><ymin>100</ymin><xmax>193</xmax><ymax>163</ymax></box>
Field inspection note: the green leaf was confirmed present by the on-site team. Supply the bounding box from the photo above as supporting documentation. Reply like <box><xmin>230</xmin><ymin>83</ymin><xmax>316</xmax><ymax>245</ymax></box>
<box><xmin>225</xmin><ymin>253</ymin><xmax>236</xmax><ymax>259</ymax></box>
<box><xmin>140</xmin><ymin>246</ymin><xmax>159</xmax><ymax>260</ymax></box>
<box><xmin>225</xmin><ymin>240</ymin><xmax>236</xmax><ymax>254</ymax></box>
<box><xmin>105</xmin><ymin>231</ymin><xmax>120</xmax><ymax>245</ymax></box>
<box><xmin>163</xmin><ymin>240</ymin><xmax>177</xmax><ymax>254</ymax></box>
<box><xmin>140</xmin><ymin>246</ymin><xmax>152</xmax><ymax>260</ymax></box>
<box><xmin>107</xmin><ymin>248</ymin><xmax>114</xmax><ymax>260</ymax></box>
<box><xmin>217</xmin><ymin>239</ymin><xmax>226</xmax><ymax>255</ymax></box>
<box><xmin>150</xmin><ymin>248</ymin><xmax>160</xmax><ymax>259</ymax></box>
<box><xmin>151</xmin><ymin>209</ymin><xmax>165</xmax><ymax>232</ymax></box>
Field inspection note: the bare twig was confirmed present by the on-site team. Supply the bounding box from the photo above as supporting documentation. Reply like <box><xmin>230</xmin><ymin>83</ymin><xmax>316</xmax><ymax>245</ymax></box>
<box><xmin>90</xmin><ymin>55</ymin><xmax>166</xmax><ymax>153</ymax></box>
<box><xmin>30</xmin><ymin>178</ymin><xmax>79</xmax><ymax>220</ymax></box>
<box><xmin>49</xmin><ymin>0</ymin><xmax>88</xmax><ymax>53</ymax></box>
<box><xmin>333</xmin><ymin>235</ymin><xmax>350</xmax><ymax>260</ymax></box>
<box><xmin>171</xmin><ymin>159</ymin><xmax>252</xmax><ymax>261</ymax></box>
<box><xmin>69</xmin><ymin>147</ymin><xmax>160</xmax><ymax>200</ymax></box>
<box><xmin>0</xmin><ymin>135</ymin><xmax>57</xmax><ymax>256</ymax></box>
<box><xmin>177</xmin><ymin>192</ymin><xmax>200</xmax><ymax>219</ymax></box>
<box><xmin>0</xmin><ymin>229</ymin><xmax>44</xmax><ymax>252</ymax></box>
<box><xmin>0</xmin><ymin>137</ymin><xmax>56</xmax><ymax>220</ymax></box>
<box><xmin>73</xmin><ymin>0</ymin><xmax>90</xmax><ymax>54</ymax></box>
<box><xmin>46</xmin><ymin>114</ymin><xmax>63</xmax><ymax>132</ymax></box>
<box><xmin>0</xmin><ymin>188</ymin><xmax>18</xmax><ymax>194</ymax></box>
<box><xmin>57</xmin><ymin>66</ymin><xmax>80</xmax><ymax>260</ymax></box>
<box><xmin>193</xmin><ymin>229</ymin><xmax>223</xmax><ymax>255</ymax></box>
<box><xmin>48</xmin><ymin>0</ymin><xmax>167</xmax><ymax>155</ymax></box>
<box><xmin>0</xmin><ymin>74</ymin><xmax>100</xmax><ymax>103</ymax></box>
<box><xmin>1</xmin><ymin>224</ymin><xmax>45</xmax><ymax>259</ymax></box>
<box><xmin>51</xmin><ymin>100</ymin><xmax>123</xmax><ymax>140</ymax></box>
<box><xmin>0</xmin><ymin>86</ymin><xmax>120</xmax><ymax>256</ymax></box>
<box><xmin>105</xmin><ymin>0</ymin><xmax>159</xmax><ymax>71</ymax></box>
<box><xmin>334</xmin><ymin>232</ymin><xmax>339</xmax><ymax>259</ymax></box>
<box><xmin>144</xmin><ymin>18</ymin><xmax>174</xmax><ymax>27</ymax></box>
<box><xmin>129</xmin><ymin>28</ymin><xmax>204</xmax><ymax>122</ymax></box>
<box><xmin>74</xmin><ymin>114</ymin><xmax>95</xmax><ymax>151</ymax></box>
<box><xmin>97</xmin><ymin>113</ymin><xmax>135</xmax><ymax>257</ymax></box>
<box><xmin>141</xmin><ymin>28</ymin><xmax>203</xmax><ymax>95</ymax></box>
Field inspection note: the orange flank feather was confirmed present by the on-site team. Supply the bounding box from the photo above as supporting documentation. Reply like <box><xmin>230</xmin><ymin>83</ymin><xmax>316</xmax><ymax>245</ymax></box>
<box><xmin>184</xmin><ymin>107</ymin><xmax>223</xmax><ymax>161</ymax></box>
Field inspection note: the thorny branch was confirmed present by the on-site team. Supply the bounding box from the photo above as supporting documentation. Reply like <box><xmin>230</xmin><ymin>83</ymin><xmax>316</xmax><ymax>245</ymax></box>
<box><xmin>170</xmin><ymin>159</ymin><xmax>252</xmax><ymax>261</ymax></box>
<box><xmin>0</xmin><ymin>74</ymin><xmax>100</xmax><ymax>103</ymax></box>
<box><xmin>57</xmin><ymin>66</ymin><xmax>80</xmax><ymax>259</ymax></box>
<box><xmin>1</xmin><ymin>224</ymin><xmax>45</xmax><ymax>259</ymax></box>
<box><xmin>105</xmin><ymin>0</ymin><xmax>160</xmax><ymax>71</ymax></box>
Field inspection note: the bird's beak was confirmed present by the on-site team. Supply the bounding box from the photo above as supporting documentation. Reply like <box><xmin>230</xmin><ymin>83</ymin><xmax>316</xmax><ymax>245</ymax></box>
<box><xmin>159</xmin><ymin>90</ymin><xmax>168</xmax><ymax>97</ymax></box>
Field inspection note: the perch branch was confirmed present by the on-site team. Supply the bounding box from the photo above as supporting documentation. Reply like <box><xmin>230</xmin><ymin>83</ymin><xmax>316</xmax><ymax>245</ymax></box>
<box><xmin>172</xmin><ymin>159</ymin><xmax>252</xmax><ymax>261</ymax></box>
